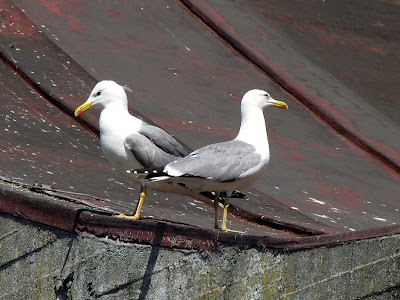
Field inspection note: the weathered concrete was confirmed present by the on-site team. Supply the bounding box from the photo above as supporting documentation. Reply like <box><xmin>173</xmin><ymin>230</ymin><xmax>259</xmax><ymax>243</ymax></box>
<box><xmin>1</xmin><ymin>212</ymin><xmax>400</xmax><ymax>299</ymax></box>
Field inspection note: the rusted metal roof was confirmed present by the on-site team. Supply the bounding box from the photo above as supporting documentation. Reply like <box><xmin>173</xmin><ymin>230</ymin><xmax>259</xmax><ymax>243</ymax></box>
<box><xmin>1</xmin><ymin>0</ymin><xmax>399</xmax><ymax>249</ymax></box>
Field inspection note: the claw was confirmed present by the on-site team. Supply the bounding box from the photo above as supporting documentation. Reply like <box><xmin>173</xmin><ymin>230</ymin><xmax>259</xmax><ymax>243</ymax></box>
<box><xmin>116</xmin><ymin>185</ymin><xmax>147</xmax><ymax>221</ymax></box>
<box><xmin>220</xmin><ymin>224</ymin><xmax>245</xmax><ymax>234</ymax></box>
<box><xmin>116</xmin><ymin>213</ymin><xmax>140</xmax><ymax>220</ymax></box>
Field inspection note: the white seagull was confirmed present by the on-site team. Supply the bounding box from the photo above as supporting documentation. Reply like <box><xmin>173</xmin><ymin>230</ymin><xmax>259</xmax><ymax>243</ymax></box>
<box><xmin>129</xmin><ymin>89</ymin><xmax>288</xmax><ymax>232</ymax></box>
<box><xmin>75</xmin><ymin>80</ymin><xmax>196</xmax><ymax>220</ymax></box>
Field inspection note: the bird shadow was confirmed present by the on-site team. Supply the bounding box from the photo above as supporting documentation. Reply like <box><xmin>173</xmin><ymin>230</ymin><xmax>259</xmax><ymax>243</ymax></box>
<box><xmin>138</xmin><ymin>221</ymin><xmax>166</xmax><ymax>300</ymax></box>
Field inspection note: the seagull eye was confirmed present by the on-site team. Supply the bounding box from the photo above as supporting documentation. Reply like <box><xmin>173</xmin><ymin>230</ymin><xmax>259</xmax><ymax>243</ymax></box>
<box><xmin>264</xmin><ymin>93</ymin><xmax>270</xmax><ymax>98</ymax></box>
<box><xmin>96</xmin><ymin>91</ymin><xmax>101</xmax><ymax>96</ymax></box>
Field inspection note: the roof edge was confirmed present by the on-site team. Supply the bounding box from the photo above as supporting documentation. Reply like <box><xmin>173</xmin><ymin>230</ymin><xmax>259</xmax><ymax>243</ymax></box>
<box><xmin>2</xmin><ymin>180</ymin><xmax>400</xmax><ymax>251</ymax></box>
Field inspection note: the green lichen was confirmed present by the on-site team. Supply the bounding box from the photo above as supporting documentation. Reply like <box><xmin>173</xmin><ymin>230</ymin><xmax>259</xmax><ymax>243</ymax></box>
<box><xmin>261</xmin><ymin>267</ymin><xmax>281</xmax><ymax>299</ymax></box>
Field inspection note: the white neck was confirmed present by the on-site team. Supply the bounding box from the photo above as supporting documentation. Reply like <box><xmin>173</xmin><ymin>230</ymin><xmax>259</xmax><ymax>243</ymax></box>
<box><xmin>99</xmin><ymin>101</ymin><xmax>141</xmax><ymax>135</ymax></box>
<box><xmin>235</xmin><ymin>105</ymin><xmax>269</xmax><ymax>157</ymax></box>
<box><xmin>101</xmin><ymin>96</ymin><xmax>128</xmax><ymax>110</ymax></box>
<box><xmin>236</xmin><ymin>105</ymin><xmax>267</xmax><ymax>141</ymax></box>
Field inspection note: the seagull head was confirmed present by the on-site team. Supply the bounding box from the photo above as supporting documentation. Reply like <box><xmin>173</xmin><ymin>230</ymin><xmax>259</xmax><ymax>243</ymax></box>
<box><xmin>242</xmin><ymin>89</ymin><xmax>288</xmax><ymax>110</ymax></box>
<box><xmin>74</xmin><ymin>80</ymin><xmax>129</xmax><ymax>117</ymax></box>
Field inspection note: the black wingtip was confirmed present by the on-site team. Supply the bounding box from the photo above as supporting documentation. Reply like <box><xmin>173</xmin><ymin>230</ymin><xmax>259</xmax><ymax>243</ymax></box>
<box><xmin>230</xmin><ymin>190</ymin><xmax>247</xmax><ymax>199</ymax></box>
<box><xmin>200</xmin><ymin>190</ymin><xmax>247</xmax><ymax>200</ymax></box>
<box><xmin>127</xmin><ymin>167</ymin><xmax>167</xmax><ymax>179</ymax></box>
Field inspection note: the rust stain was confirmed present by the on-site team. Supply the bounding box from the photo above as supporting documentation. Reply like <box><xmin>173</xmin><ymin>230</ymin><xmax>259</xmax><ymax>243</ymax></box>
<box><xmin>310</xmin><ymin>25</ymin><xmax>389</xmax><ymax>56</ymax></box>
<box><xmin>67</xmin><ymin>15</ymin><xmax>88</xmax><ymax>35</ymax></box>
<box><xmin>39</xmin><ymin>0</ymin><xmax>64</xmax><ymax>16</ymax></box>
<box><xmin>294</xmin><ymin>19</ymin><xmax>307</xmax><ymax>33</ymax></box>
<box><xmin>0</xmin><ymin>2</ymin><xmax>38</xmax><ymax>37</ymax></box>
<box><xmin>278</xmin><ymin>149</ymin><xmax>306</xmax><ymax>162</ymax></box>
<box><xmin>270</xmin><ymin>135</ymin><xmax>345</xmax><ymax>159</ymax></box>
<box><xmin>153</xmin><ymin>118</ymin><xmax>236</xmax><ymax>139</ymax></box>
<box><xmin>377</xmin><ymin>93</ymin><xmax>400</xmax><ymax>104</ymax></box>
<box><xmin>376</xmin><ymin>0</ymin><xmax>400</xmax><ymax>5</ymax></box>
<box><xmin>39</xmin><ymin>0</ymin><xmax>85</xmax><ymax>15</ymax></box>
<box><xmin>366</xmin><ymin>138</ymin><xmax>400</xmax><ymax>175</ymax></box>
<box><xmin>388</xmin><ymin>193</ymin><xmax>400</xmax><ymax>202</ymax></box>
<box><xmin>313</xmin><ymin>93</ymin><xmax>357</xmax><ymax>129</ymax></box>
<box><xmin>37</xmin><ymin>0</ymin><xmax>88</xmax><ymax>34</ymax></box>
<box><xmin>317</xmin><ymin>183</ymin><xmax>363</xmax><ymax>210</ymax></box>
<box><xmin>167</xmin><ymin>55</ymin><xmax>254</xmax><ymax>86</ymax></box>
<box><xmin>104</xmin><ymin>10</ymin><xmax>126</xmax><ymax>19</ymax></box>
<box><xmin>257</xmin><ymin>7</ymin><xmax>391</xmax><ymax>56</ymax></box>
<box><xmin>274</xmin><ymin>12</ymin><xmax>293</xmax><ymax>22</ymax></box>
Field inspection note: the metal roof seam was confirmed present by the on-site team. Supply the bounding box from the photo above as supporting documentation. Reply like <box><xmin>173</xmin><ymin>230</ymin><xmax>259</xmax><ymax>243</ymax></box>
<box><xmin>178</xmin><ymin>0</ymin><xmax>400</xmax><ymax>176</ymax></box>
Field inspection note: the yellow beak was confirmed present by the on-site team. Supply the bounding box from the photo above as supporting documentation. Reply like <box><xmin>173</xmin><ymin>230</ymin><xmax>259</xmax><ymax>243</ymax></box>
<box><xmin>74</xmin><ymin>102</ymin><xmax>93</xmax><ymax>117</ymax></box>
<box><xmin>272</xmin><ymin>100</ymin><xmax>288</xmax><ymax>109</ymax></box>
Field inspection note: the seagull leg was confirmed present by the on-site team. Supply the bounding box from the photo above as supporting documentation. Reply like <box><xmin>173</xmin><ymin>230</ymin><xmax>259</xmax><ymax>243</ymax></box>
<box><xmin>220</xmin><ymin>192</ymin><xmax>244</xmax><ymax>234</ymax></box>
<box><xmin>133</xmin><ymin>184</ymin><xmax>147</xmax><ymax>218</ymax></box>
<box><xmin>117</xmin><ymin>184</ymin><xmax>147</xmax><ymax>220</ymax></box>
<box><xmin>213</xmin><ymin>192</ymin><xmax>221</xmax><ymax>229</ymax></box>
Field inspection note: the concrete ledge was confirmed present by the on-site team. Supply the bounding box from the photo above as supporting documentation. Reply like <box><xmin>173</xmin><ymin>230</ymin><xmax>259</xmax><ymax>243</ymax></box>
<box><xmin>3</xmin><ymin>180</ymin><xmax>400</xmax><ymax>252</ymax></box>
<box><xmin>1</xmin><ymin>212</ymin><xmax>400</xmax><ymax>299</ymax></box>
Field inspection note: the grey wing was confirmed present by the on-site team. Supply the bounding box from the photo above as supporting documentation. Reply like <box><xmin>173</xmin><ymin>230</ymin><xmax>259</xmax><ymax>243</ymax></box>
<box><xmin>167</xmin><ymin>140</ymin><xmax>261</xmax><ymax>182</ymax></box>
<box><xmin>124</xmin><ymin>134</ymin><xmax>178</xmax><ymax>168</ymax></box>
<box><xmin>138</xmin><ymin>124</ymin><xmax>189</xmax><ymax>157</ymax></box>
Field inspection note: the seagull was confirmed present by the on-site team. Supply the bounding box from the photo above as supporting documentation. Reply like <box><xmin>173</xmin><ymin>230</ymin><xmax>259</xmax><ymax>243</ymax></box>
<box><xmin>74</xmin><ymin>80</ymin><xmax>193</xmax><ymax>220</ymax></box>
<box><xmin>128</xmin><ymin>89</ymin><xmax>288</xmax><ymax>232</ymax></box>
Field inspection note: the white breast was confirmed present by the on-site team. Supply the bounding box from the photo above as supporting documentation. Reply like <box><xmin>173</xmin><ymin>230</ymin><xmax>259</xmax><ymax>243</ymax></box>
<box><xmin>99</xmin><ymin>107</ymin><xmax>142</xmax><ymax>171</ymax></box>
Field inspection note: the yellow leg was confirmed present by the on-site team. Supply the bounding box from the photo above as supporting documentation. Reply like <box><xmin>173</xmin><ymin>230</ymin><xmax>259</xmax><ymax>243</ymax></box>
<box><xmin>117</xmin><ymin>185</ymin><xmax>147</xmax><ymax>220</ymax></box>
<box><xmin>220</xmin><ymin>196</ymin><xmax>244</xmax><ymax>233</ymax></box>
<box><xmin>213</xmin><ymin>192</ymin><xmax>221</xmax><ymax>229</ymax></box>
<box><xmin>133</xmin><ymin>185</ymin><xmax>146</xmax><ymax>215</ymax></box>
